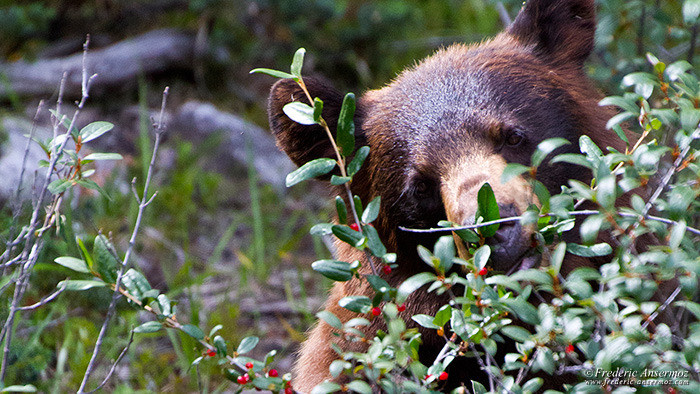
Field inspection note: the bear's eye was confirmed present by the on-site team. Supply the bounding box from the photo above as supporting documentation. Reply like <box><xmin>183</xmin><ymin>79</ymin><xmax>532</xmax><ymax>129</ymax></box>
<box><xmin>505</xmin><ymin>130</ymin><xmax>525</xmax><ymax>147</ymax></box>
<box><xmin>414</xmin><ymin>180</ymin><xmax>430</xmax><ymax>196</ymax></box>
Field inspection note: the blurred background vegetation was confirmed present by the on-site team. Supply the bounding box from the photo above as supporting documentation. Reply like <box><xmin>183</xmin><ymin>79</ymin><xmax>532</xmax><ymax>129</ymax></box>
<box><xmin>0</xmin><ymin>0</ymin><xmax>697</xmax><ymax>392</ymax></box>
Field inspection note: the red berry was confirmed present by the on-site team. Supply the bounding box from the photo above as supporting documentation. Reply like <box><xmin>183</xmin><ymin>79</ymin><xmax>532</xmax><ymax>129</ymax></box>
<box><xmin>285</xmin><ymin>388</ymin><xmax>293</xmax><ymax>394</ymax></box>
<box><xmin>439</xmin><ymin>371</ymin><xmax>449</xmax><ymax>381</ymax></box>
<box><xmin>382</xmin><ymin>265</ymin><xmax>392</xmax><ymax>274</ymax></box>
<box><xmin>477</xmin><ymin>268</ymin><xmax>487</xmax><ymax>276</ymax></box>
<box><xmin>245</xmin><ymin>362</ymin><xmax>254</xmax><ymax>369</ymax></box>
<box><xmin>565</xmin><ymin>344</ymin><xmax>575</xmax><ymax>354</ymax></box>
<box><xmin>371</xmin><ymin>307</ymin><xmax>381</xmax><ymax>316</ymax></box>
<box><xmin>207</xmin><ymin>349</ymin><xmax>217</xmax><ymax>357</ymax></box>
<box><xmin>237</xmin><ymin>375</ymin><xmax>247</xmax><ymax>384</ymax></box>
<box><xmin>397</xmin><ymin>303</ymin><xmax>406</xmax><ymax>312</ymax></box>
<box><xmin>349</xmin><ymin>223</ymin><xmax>360</xmax><ymax>231</ymax></box>
<box><xmin>268</xmin><ymin>369</ymin><xmax>278</xmax><ymax>377</ymax></box>
<box><xmin>667</xmin><ymin>388</ymin><xmax>677</xmax><ymax>394</ymax></box>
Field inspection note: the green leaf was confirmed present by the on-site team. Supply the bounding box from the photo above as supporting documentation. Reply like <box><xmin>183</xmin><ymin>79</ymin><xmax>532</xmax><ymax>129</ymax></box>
<box><xmin>209</xmin><ymin>324</ymin><xmax>223</xmax><ymax>338</ymax></box>
<box><xmin>330</xmin><ymin>175</ymin><xmax>351</xmax><ymax>185</ymax></box>
<box><xmin>181</xmin><ymin>324</ymin><xmax>204</xmax><ymax>341</ymax></box>
<box><xmin>93</xmin><ymin>234</ymin><xmax>119</xmax><ymax>283</ymax></box>
<box><xmin>599</xmin><ymin>95</ymin><xmax>639</xmax><ymax>114</ymax></box>
<box><xmin>286</xmin><ymin>158</ymin><xmax>336</xmax><ymax>187</ymax></box>
<box><xmin>332</xmin><ymin>224</ymin><xmax>365</xmax><ymax>248</ymax></box>
<box><xmin>134</xmin><ymin>321</ymin><xmax>163</xmax><ymax>333</ymax></box>
<box><xmin>566</xmin><ymin>243</ymin><xmax>612</xmax><ymax>257</ymax></box>
<box><xmin>311</xmin><ymin>381</ymin><xmax>342</xmax><ymax>394</ymax></box>
<box><xmin>669</xmin><ymin>220</ymin><xmax>686</xmax><ymax>250</ymax></box>
<box><xmin>579</xmin><ymin>136</ymin><xmax>603</xmax><ymax>170</ymax></box>
<box><xmin>338</xmin><ymin>296</ymin><xmax>372</xmax><ymax>313</ymax></box>
<box><xmin>550</xmin><ymin>242</ymin><xmax>566</xmax><ymax>276</ymax></box>
<box><xmin>76</xmin><ymin>237</ymin><xmax>94</xmax><ymax>270</ymax></box>
<box><xmin>48</xmin><ymin>179</ymin><xmax>72</xmax><ymax>195</ymax></box>
<box><xmin>213</xmin><ymin>335</ymin><xmax>227</xmax><ymax>357</ymax></box>
<box><xmin>500</xmin><ymin>325</ymin><xmax>531</xmax><ymax>342</ymax></box>
<box><xmin>595</xmin><ymin>176</ymin><xmax>617</xmax><ymax>209</ymax></box>
<box><xmin>361</xmin><ymin>196</ymin><xmax>381</xmax><ymax>224</ymax></box>
<box><xmin>157</xmin><ymin>294</ymin><xmax>172</xmax><ymax>317</ymax></box>
<box><xmin>580</xmin><ymin>214</ymin><xmax>604</xmax><ymax>246</ymax></box>
<box><xmin>534</xmin><ymin>347</ymin><xmax>555</xmax><ymax>374</ymax></box>
<box><xmin>501</xmin><ymin>163</ymin><xmax>530</xmax><ymax>184</ymax></box>
<box><xmin>290</xmin><ymin>48</ymin><xmax>305</xmax><ymax>77</ymax></box>
<box><xmin>471</xmin><ymin>381</ymin><xmax>487</xmax><ymax>394</ymax></box>
<box><xmin>366</xmin><ymin>275</ymin><xmax>390</xmax><ymax>293</ymax></box>
<box><xmin>309</xmin><ymin>223</ymin><xmax>333</xmax><ymax>236</ymax></box>
<box><xmin>433</xmin><ymin>305</ymin><xmax>452</xmax><ymax>327</ymax></box>
<box><xmin>346</xmin><ymin>380</ymin><xmax>372</xmax><ymax>394</ymax></box>
<box><xmin>434</xmin><ymin>235</ymin><xmax>455</xmax><ymax>273</ymax></box>
<box><xmin>57</xmin><ymin>279</ymin><xmax>107</xmax><ymax>291</ymax></box>
<box><xmin>335</xmin><ymin>196</ymin><xmax>347</xmax><ymax>224</ymax></box>
<box><xmin>336</xmin><ymin>93</ymin><xmax>356</xmax><ymax>156</ymax></box>
<box><xmin>121</xmin><ymin>269</ymin><xmax>151</xmax><ymax>299</ymax></box>
<box><xmin>412</xmin><ymin>314</ymin><xmax>439</xmax><ymax>329</ymax></box>
<box><xmin>54</xmin><ymin>256</ymin><xmax>90</xmax><ymax>273</ymax></box>
<box><xmin>397</xmin><ymin>272</ymin><xmax>437</xmax><ymax>303</ymax></box>
<box><xmin>80</xmin><ymin>121</ymin><xmax>114</xmax><ymax>143</ymax></box>
<box><xmin>665</xmin><ymin>61</ymin><xmax>692</xmax><ymax>81</ymax></box>
<box><xmin>522</xmin><ymin>378</ymin><xmax>543</xmax><ymax>394</ymax></box>
<box><xmin>683</xmin><ymin>0</ymin><xmax>700</xmax><ymax>24</ymax></box>
<box><xmin>550</xmin><ymin>153</ymin><xmax>594</xmax><ymax>169</ymax></box>
<box><xmin>531</xmin><ymin>138</ymin><xmax>570</xmax><ymax>167</ymax></box>
<box><xmin>473</xmin><ymin>245</ymin><xmax>490</xmax><ymax>270</ymax></box>
<box><xmin>311</xmin><ymin>259</ymin><xmax>353</xmax><ymax>281</ymax></box>
<box><xmin>75</xmin><ymin>179</ymin><xmax>111</xmax><ymax>201</ymax></box>
<box><xmin>316</xmin><ymin>310</ymin><xmax>342</xmax><ymax>329</ymax></box>
<box><xmin>237</xmin><ymin>336</ymin><xmax>259</xmax><ymax>354</ymax></box>
<box><xmin>347</xmin><ymin>146</ymin><xmax>370</xmax><ymax>176</ymax></box>
<box><xmin>613</xmin><ymin>124</ymin><xmax>629</xmax><ymax>144</ymax></box>
<box><xmin>82</xmin><ymin>152</ymin><xmax>123</xmax><ymax>161</ymax></box>
<box><xmin>249</xmin><ymin>68</ymin><xmax>295</xmax><ymax>79</ymax></box>
<box><xmin>313</xmin><ymin>97</ymin><xmax>323</xmax><ymax>123</ymax></box>
<box><xmin>476</xmin><ymin>183</ymin><xmax>500</xmax><ymax>237</ymax></box>
<box><xmin>1</xmin><ymin>385</ymin><xmax>37</xmax><ymax>393</ymax></box>
<box><xmin>283</xmin><ymin>102</ymin><xmax>316</xmax><ymax>125</ymax></box>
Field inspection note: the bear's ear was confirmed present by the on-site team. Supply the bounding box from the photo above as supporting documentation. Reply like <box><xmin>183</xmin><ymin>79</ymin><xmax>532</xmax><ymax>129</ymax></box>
<box><xmin>268</xmin><ymin>77</ymin><xmax>364</xmax><ymax>168</ymax></box>
<box><xmin>507</xmin><ymin>0</ymin><xmax>596</xmax><ymax>67</ymax></box>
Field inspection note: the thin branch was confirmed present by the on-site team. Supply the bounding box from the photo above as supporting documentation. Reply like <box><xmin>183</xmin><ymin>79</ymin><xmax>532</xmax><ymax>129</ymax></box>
<box><xmin>496</xmin><ymin>2</ymin><xmax>512</xmax><ymax>27</ymax></box>
<box><xmin>85</xmin><ymin>330</ymin><xmax>135</xmax><ymax>394</ymax></box>
<box><xmin>17</xmin><ymin>287</ymin><xmax>65</xmax><ymax>311</ymax></box>
<box><xmin>399</xmin><ymin>210</ymin><xmax>700</xmax><ymax>236</ymax></box>
<box><xmin>77</xmin><ymin>86</ymin><xmax>169</xmax><ymax>393</ymax></box>
<box><xmin>628</xmin><ymin>128</ymin><xmax>700</xmax><ymax>241</ymax></box>
<box><xmin>642</xmin><ymin>286</ymin><xmax>682</xmax><ymax>329</ymax></box>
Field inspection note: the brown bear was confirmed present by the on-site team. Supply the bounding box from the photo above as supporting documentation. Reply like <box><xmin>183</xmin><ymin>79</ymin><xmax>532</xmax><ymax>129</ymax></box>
<box><xmin>267</xmin><ymin>0</ymin><xmax>624</xmax><ymax>391</ymax></box>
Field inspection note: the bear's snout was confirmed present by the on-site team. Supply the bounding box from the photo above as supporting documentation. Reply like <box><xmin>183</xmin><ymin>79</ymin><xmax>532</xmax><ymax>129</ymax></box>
<box><xmin>486</xmin><ymin>204</ymin><xmax>536</xmax><ymax>272</ymax></box>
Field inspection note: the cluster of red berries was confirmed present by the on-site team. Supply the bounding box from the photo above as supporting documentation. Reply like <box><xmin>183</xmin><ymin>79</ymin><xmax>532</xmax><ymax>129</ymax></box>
<box><xmin>206</xmin><ymin>348</ymin><xmax>216</xmax><ymax>357</ymax></box>
<box><xmin>236</xmin><ymin>373</ymin><xmax>251</xmax><ymax>384</ymax></box>
<box><xmin>424</xmin><ymin>372</ymin><xmax>449</xmax><ymax>381</ymax></box>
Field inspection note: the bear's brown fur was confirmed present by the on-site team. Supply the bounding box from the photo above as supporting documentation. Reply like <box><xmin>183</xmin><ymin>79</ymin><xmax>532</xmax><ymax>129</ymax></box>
<box><xmin>267</xmin><ymin>0</ymin><xmax>631</xmax><ymax>391</ymax></box>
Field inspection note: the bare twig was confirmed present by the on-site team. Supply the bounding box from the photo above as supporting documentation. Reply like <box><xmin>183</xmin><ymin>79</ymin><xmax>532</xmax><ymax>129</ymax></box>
<box><xmin>77</xmin><ymin>87</ymin><xmax>169</xmax><ymax>393</ymax></box>
<box><xmin>17</xmin><ymin>287</ymin><xmax>65</xmax><ymax>311</ymax></box>
<box><xmin>0</xmin><ymin>36</ymin><xmax>97</xmax><ymax>381</ymax></box>
<box><xmin>399</xmin><ymin>210</ymin><xmax>700</xmax><ymax>236</ymax></box>
<box><xmin>85</xmin><ymin>330</ymin><xmax>136</xmax><ymax>394</ymax></box>
<box><xmin>496</xmin><ymin>2</ymin><xmax>512</xmax><ymax>27</ymax></box>
<box><xmin>642</xmin><ymin>286</ymin><xmax>682</xmax><ymax>329</ymax></box>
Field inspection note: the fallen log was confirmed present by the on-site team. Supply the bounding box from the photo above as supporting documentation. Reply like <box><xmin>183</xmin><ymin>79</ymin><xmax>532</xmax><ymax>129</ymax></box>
<box><xmin>172</xmin><ymin>101</ymin><xmax>295</xmax><ymax>192</ymax></box>
<box><xmin>0</xmin><ymin>29</ymin><xmax>195</xmax><ymax>98</ymax></box>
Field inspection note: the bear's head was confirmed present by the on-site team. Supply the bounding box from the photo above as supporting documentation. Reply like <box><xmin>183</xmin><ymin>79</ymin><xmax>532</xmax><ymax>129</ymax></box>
<box><xmin>268</xmin><ymin>0</ymin><xmax>619</xmax><ymax>275</ymax></box>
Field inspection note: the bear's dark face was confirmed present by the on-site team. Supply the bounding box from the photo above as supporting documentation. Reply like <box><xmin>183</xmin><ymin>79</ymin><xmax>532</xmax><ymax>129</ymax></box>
<box><xmin>268</xmin><ymin>0</ymin><xmax>616</xmax><ymax>274</ymax></box>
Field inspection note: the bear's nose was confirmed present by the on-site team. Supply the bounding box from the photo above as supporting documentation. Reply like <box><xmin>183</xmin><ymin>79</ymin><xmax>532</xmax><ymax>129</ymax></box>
<box><xmin>483</xmin><ymin>204</ymin><xmax>532</xmax><ymax>271</ymax></box>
